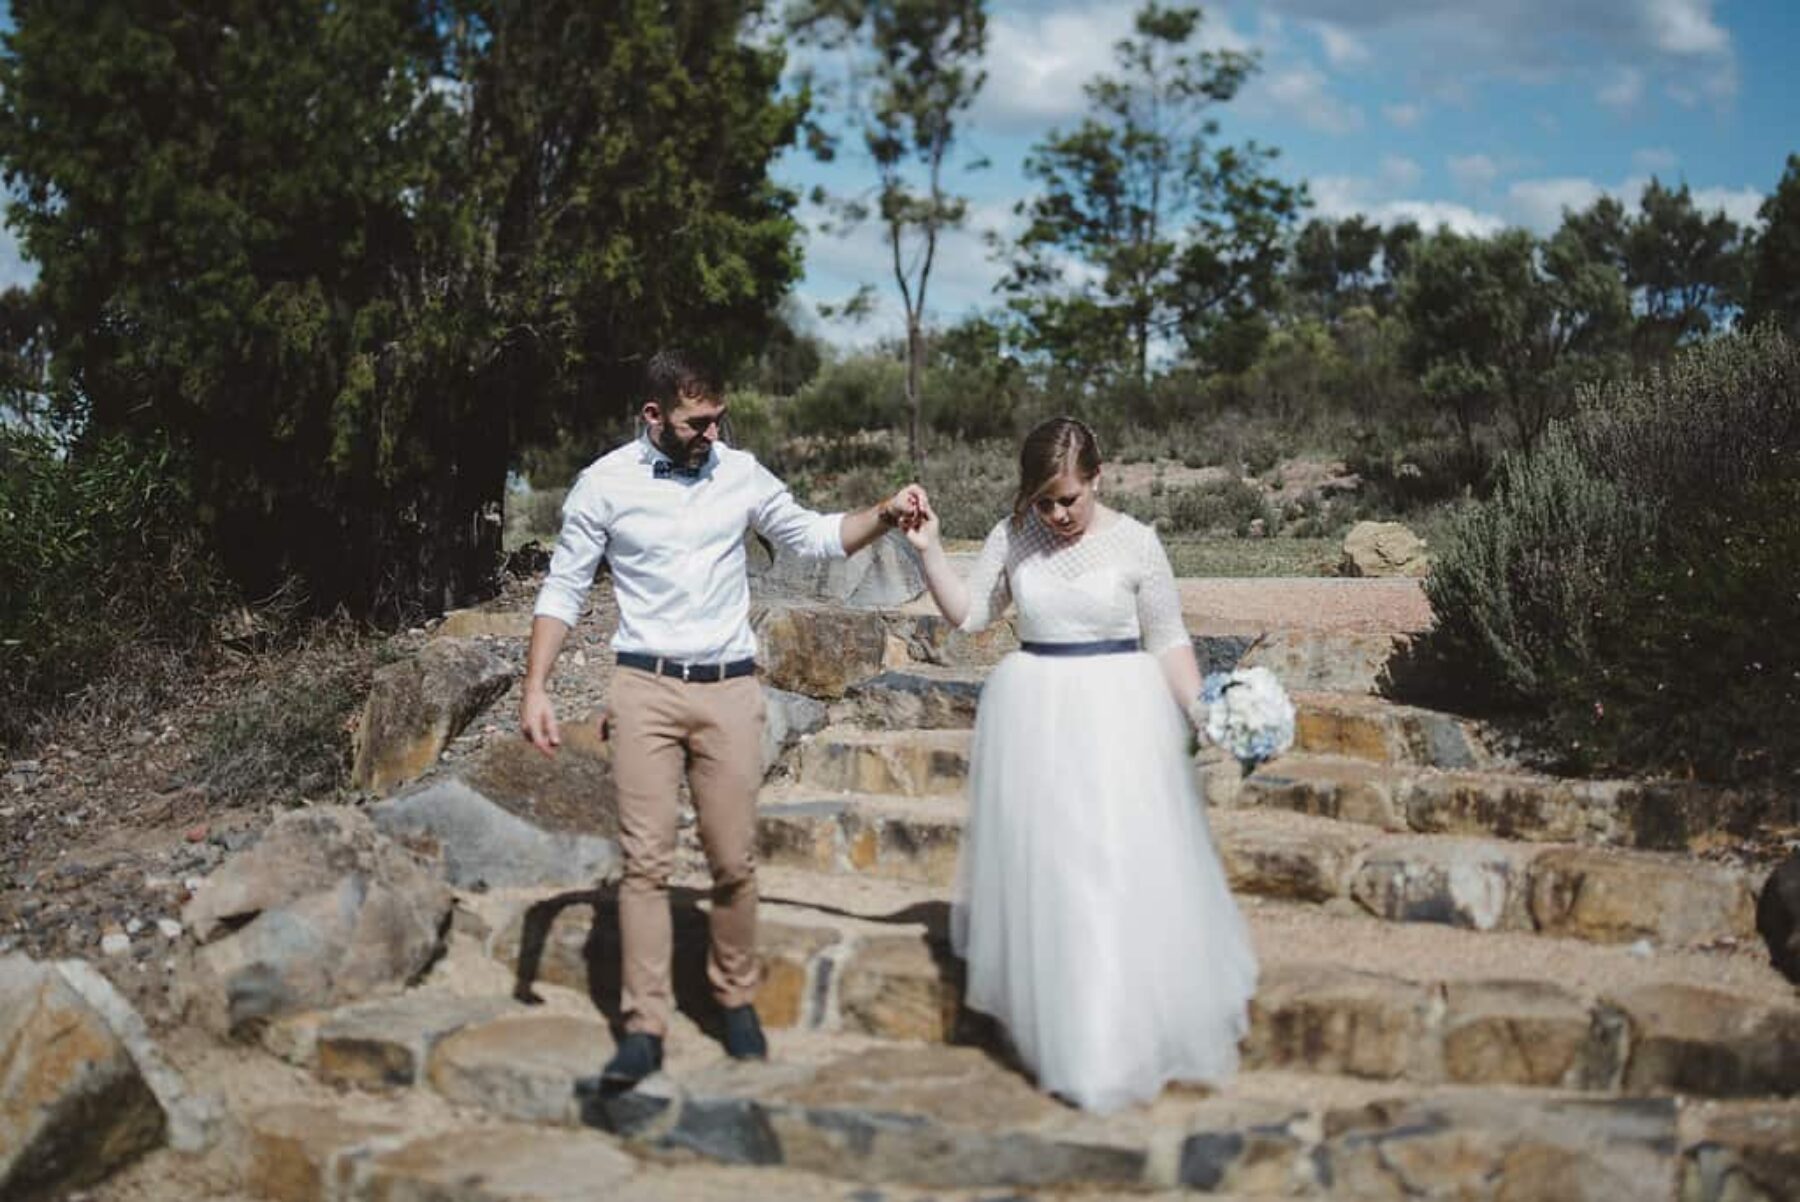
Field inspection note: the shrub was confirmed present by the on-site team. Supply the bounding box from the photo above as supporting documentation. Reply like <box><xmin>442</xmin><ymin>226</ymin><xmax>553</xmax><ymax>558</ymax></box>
<box><xmin>0</xmin><ymin>430</ymin><xmax>231</xmax><ymax>748</ymax></box>
<box><xmin>1402</xmin><ymin>329</ymin><xmax>1800</xmax><ymax>784</ymax></box>
<box><xmin>1163</xmin><ymin>478</ymin><xmax>1276</xmax><ymax>536</ymax></box>
<box><xmin>191</xmin><ymin>627</ymin><xmax>375</xmax><ymax>803</ymax></box>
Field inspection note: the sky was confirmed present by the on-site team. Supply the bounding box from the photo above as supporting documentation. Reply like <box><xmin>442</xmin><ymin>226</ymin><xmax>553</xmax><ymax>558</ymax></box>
<box><xmin>787</xmin><ymin>0</ymin><xmax>1800</xmax><ymax>345</ymax></box>
<box><xmin>0</xmin><ymin>1</ymin><xmax>1793</xmax><ymax>349</ymax></box>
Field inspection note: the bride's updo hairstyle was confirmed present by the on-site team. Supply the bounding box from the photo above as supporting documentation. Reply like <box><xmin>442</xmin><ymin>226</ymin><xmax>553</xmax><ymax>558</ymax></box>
<box><xmin>1012</xmin><ymin>416</ymin><xmax>1102</xmax><ymax>526</ymax></box>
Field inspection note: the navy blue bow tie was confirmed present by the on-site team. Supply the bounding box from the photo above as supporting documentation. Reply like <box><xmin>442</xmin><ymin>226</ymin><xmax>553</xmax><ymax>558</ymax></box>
<box><xmin>652</xmin><ymin>460</ymin><xmax>701</xmax><ymax>480</ymax></box>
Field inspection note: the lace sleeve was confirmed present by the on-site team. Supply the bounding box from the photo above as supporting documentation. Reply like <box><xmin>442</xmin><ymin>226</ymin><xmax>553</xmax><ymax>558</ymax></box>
<box><xmin>1135</xmin><ymin>523</ymin><xmax>1189</xmax><ymax>654</ymax></box>
<box><xmin>958</xmin><ymin>519</ymin><xmax>1013</xmax><ymax>633</ymax></box>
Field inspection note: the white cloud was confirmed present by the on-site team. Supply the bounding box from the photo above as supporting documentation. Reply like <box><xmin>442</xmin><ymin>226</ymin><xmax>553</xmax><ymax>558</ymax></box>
<box><xmin>975</xmin><ymin>3</ymin><xmax>1254</xmax><ymax>132</ymax></box>
<box><xmin>1632</xmin><ymin>147</ymin><xmax>1680</xmax><ymax>173</ymax></box>
<box><xmin>1690</xmin><ymin>185</ymin><xmax>1767</xmax><ymax>228</ymax></box>
<box><xmin>1309</xmin><ymin>20</ymin><xmax>1370</xmax><ymax>67</ymax></box>
<box><xmin>1309</xmin><ymin>173</ymin><xmax>1505</xmax><ymax>237</ymax></box>
<box><xmin>1381</xmin><ymin>102</ymin><xmax>1424</xmax><ymax>128</ymax></box>
<box><xmin>1448</xmin><ymin>154</ymin><xmax>1501</xmax><ymax>192</ymax></box>
<box><xmin>1498</xmin><ymin>173</ymin><xmax>1765</xmax><ymax>234</ymax></box>
<box><xmin>1258</xmin><ymin>0</ymin><xmax>1739</xmax><ymax>109</ymax></box>
<box><xmin>1506</xmin><ymin>177</ymin><xmax>1608</xmax><ymax>229</ymax></box>
<box><xmin>1255</xmin><ymin>64</ymin><xmax>1364</xmax><ymax>134</ymax></box>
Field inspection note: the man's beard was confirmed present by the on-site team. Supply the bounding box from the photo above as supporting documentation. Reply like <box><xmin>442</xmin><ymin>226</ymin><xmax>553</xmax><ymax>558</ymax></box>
<box><xmin>654</xmin><ymin>423</ymin><xmax>707</xmax><ymax>467</ymax></box>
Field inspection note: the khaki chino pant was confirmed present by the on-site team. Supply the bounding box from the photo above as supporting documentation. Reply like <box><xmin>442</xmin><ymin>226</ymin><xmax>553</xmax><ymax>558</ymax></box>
<box><xmin>607</xmin><ymin>666</ymin><xmax>765</xmax><ymax>1037</ymax></box>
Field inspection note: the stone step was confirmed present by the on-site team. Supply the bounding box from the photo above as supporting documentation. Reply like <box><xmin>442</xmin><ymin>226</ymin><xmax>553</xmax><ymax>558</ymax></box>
<box><xmin>1223</xmin><ymin>752</ymin><xmax>1799</xmax><ymax>853</ymax></box>
<box><xmin>245</xmin><ymin>1016</ymin><xmax>1800</xmax><ymax>1200</ymax></box>
<box><xmin>474</xmin><ymin>867</ymin><xmax>1798</xmax><ymax>1103</ymax></box>
<box><xmin>835</xmin><ymin>667</ymin><xmax>1501</xmax><ymax>772</ymax></box>
<box><xmin>795</xmin><ymin>727</ymin><xmax>972</xmax><ymax>797</ymax></box>
<box><xmin>755</xmin><ymin>794</ymin><xmax>1763</xmax><ymax>950</ymax></box>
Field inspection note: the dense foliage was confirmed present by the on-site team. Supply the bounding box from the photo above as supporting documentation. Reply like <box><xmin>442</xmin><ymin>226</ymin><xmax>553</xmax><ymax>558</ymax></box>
<box><xmin>0</xmin><ymin>0</ymin><xmax>805</xmax><ymax>618</ymax></box>
<box><xmin>1404</xmin><ymin>330</ymin><xmax>1799</xmax><ymax>785</ymax></box>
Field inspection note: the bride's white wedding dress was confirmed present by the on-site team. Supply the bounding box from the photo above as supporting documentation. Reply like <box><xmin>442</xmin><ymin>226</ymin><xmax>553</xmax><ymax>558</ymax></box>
<box><xmin>951</xmin><ymin>509</ymin><xmax>1258</xmax><ymax>1112</ymax></box>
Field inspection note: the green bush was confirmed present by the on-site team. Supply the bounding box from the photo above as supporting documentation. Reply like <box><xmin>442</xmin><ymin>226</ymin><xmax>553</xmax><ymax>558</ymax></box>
<box><xmin>788</xmin><ymin>357</ymin><xmax>907</xmax><ymax>439</ymax></box>
<box><xmin>1163</xmin><ymin>478</ymin><xmax>1276</xmax><ymax>536</ymax></box>
<box><xmin>1538</xmin><ymin>472</ymin><xmax>1800</xmax><ymax>782</ymax></box>
<box><xmin>1402</xmin><ymin>330</ymin><xmax>1799</xmax><ymax>784</ymax></box>
<box><xmin>0</xmin><ymin>430</ymin><xmax>231</xmax><ymax>748</ymax></box>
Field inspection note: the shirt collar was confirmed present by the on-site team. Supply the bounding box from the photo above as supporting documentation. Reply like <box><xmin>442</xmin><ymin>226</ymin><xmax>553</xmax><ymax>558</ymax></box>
<box><xmin>637</xmin><ymin>430</ymin><xmax>718</xmax><ymax>477</ymax></box>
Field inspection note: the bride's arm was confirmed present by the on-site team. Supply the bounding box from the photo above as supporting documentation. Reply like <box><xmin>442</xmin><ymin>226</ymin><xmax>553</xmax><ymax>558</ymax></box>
<box><xmin>1137</xmin><ymin>526</ymin><xmax>1206</xmax><ymax>722</ymax></box>
<box><xmin>908</xmin><ymin>499</ymin><xmax>1009</xmax><ymax>631</ymax></box>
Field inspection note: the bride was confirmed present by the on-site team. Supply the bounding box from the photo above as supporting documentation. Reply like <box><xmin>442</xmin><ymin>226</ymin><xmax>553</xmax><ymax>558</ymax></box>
<box><xmin>905</xmin><ymin>416</ymin><xmax>1258</xmax><ymax>1112</ymax></box>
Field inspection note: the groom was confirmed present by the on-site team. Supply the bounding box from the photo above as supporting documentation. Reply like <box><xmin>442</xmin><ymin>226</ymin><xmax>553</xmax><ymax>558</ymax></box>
<box><xmin>520</xmin><ymin>348</ymin><xmax>923</xmax><ymax>1087</ymax></box>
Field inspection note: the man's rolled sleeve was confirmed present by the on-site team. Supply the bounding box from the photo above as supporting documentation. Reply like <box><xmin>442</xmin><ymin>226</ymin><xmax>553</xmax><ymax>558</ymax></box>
<box><xmin>533</xmin><ymin>477</ymin><xmax>610</xmax><ymax>628</ymax></box>
<box><xmin>751</xmin><ymin>464</ymin><xmax>846</xmax><ymax>560</ymax></box>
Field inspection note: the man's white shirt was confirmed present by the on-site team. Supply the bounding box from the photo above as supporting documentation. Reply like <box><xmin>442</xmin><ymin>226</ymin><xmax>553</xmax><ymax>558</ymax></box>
<box><xmin>533</xmin><ymin>434</ymin><xmax>846</xmax><ymax>661</ymax></box>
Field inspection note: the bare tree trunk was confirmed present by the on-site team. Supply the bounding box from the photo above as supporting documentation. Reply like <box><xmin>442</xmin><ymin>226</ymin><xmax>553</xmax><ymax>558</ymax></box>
<box><xmin>906</xmin><ymin>314</ymin><xmax>925</xmax><ymax>475</ymax></box>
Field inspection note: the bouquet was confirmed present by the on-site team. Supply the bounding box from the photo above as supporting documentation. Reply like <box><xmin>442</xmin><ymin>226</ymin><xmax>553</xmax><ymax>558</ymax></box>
<box><xmin>1191</xmin><ymin>666</ymin><xmax>1296</xmax><ymax>769</ymax></box>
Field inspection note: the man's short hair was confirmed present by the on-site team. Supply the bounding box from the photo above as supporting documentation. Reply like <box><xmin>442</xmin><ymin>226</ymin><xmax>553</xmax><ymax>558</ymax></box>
<box><xmin>645</xmin><ymin>349</ymin><xmax>722</xmax><ymax>409</ymax></box>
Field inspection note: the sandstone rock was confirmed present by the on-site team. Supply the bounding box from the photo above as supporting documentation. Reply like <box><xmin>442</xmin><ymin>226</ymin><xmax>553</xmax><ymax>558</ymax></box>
<box><xmin>180</xmin><ymin>808</ymin><xmax>452</xmax><ymax>1032</ymax></box>
<box><xmin>1529</xmin><ymin>848</ymin><xmax>1756</xmax><ymax>946</ymax></box>
<box><xmin>1321</xmin><ymin>1095</ymin><xmax>1677</xmax><ymax>1201</ymax></box>
<box><xmin>240</xmin><ymin>1103</ymin><xmax>402</xmax><ymax>1202</ymax></box>
<box><xmin>1611</xmin><ymin>983</ymin><xmax>1800</xmax><ymax>1097</ymax></box>
<box><xmin>53</xmin><ymin>959</ymin><xmax>222</xmax><ymax>1152</ymax></box>
<box><xmin>351</xmin><ymin>638</ymin><xmax>516</xmax><ymax>793</ymax></box>
<box><xmin>754</xmin><ymin>604</ymin><xmax>889</xmax><ymax>699</ymax></box>
<box><xmin>750</xmin><ymin>530</ymin><xmax>925</xmax><ymax>609</ymax></box>
<box><xmin>1349</xmin><ymin>842</ymin><xmax>1529</xmax><ymax>932</ymax></box>
<box><xmin>753</xmin><ymin>922</ymin><xmax>839</xmax><ymax>1029</ymax></box>
<box><xmin>887</xmin><ymin>612</ymin><xmax>1020</xmax><ymax>670</ymax></box>
<box><xmin>842</xmin><ymin>670</ymin><xmax>982</xmax><ymax>731</ymax></box>
<box><xmin>797</xmin><ymin>729</ymin><xmax>971</xmax><ymax>796</ymax></box>
<box><xmin>1401</xmin><ymin>772</ymin><xmax>1592</xmax><ymax>843</ymax></box>
<box><xmin>0</xmin><ymin>955</ymin><xmax>165</xmax><ymax>1201</ymax></box>
<box><xmin>837</xmin><ymin>935</ymin><xmax>960</xmax><ymax>1042</ymax></box>
<box><xmin>761</xmin><ymin>687</ymin><xmax>829</xmax><ymax>779</ymax></box>
<box><xmin>1216</xmin><ymin>821</ymin><xmax>1362</xmax><ymax>903</ymax></box>
<box><xmin>1755</xmin><ymin>852</ymin><xmax>1800</xmax><ymax>984</ymax></box>
<box><xmin>1680</xmin><ymin>1103</ymin><xmax>1800</xmax><ymax>1202</ymax></box>
<box><xmin>354</xmin><ymin>1124</ymin><xmax>637</xmax><ymax>1200</ymax></box>
<box><xmin>372</xmin><ymin>778</ymin><xmax>621</xmax><ymax>891</ymax></box>
<box><xmin>1243</xmin><ymin>965</ymin><xmax>1435</xmax><ymax>1080</ymax></box>
<box><xmin>1440</xmin><ymin>979</ymin><xmax>1613</xmax><ymax>1088</ymax></box>
<box><xmin>458</xmin><ymin>714</ymin><xmax>617</xmax><ymax>838</ymax></box>
<box><xmin>1240</xmin><ymin>631</ymin><xmax>1409</xmax><ymax>694</ymax></box>
<box><xmin>434</xmin><ymin>609</ymin><xmax>533</xmax><ymax>640</ymax></box>
<box><xmin>1240</xmin><ymin>757</ymin><xmax>1404</xmax><ymax>829</ymax></box>
<box><xmin>315</xmin><ymin>992</ymin><xmax>516</xmax><ymax>1089</ymax></box>
<box><xmin>1340</xmin><ymin>520</ymin><xmax>1429</xmax><ymax>578</ymax></box>
<box><xmin>755</xmin><ymin>802</ymin><xmax>847</xmax><ymax>876</ymax></box>
<box><xmin>427</xmin><ymin>1012</ymin><xmax>609</xmax><ymax>1124</ymax></box>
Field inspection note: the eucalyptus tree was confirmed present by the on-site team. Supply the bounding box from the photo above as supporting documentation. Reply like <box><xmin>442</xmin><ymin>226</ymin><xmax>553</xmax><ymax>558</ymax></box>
<box><xmin>789</xmin><ymin>0</ymin><xmax>987</xmax><ymax>471</ymax></box>
<box><xmin>1001</xmin><ymin>3</ymin><xmax>1300</xmax><ymax>391</ymax></box>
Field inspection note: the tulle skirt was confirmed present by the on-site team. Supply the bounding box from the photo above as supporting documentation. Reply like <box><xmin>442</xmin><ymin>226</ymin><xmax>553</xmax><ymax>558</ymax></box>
<box><xmin>952</xmin><ymin>648</ymin><xmax>1258</xmax><ymax>1112</ymax></box>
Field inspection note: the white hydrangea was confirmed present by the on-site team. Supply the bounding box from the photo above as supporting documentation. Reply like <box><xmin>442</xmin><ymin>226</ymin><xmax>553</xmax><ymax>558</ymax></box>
<box><xmin>1198</xmin><ymin>666</ymin><xmax>1296</xmax><ymax>767</ymax></box>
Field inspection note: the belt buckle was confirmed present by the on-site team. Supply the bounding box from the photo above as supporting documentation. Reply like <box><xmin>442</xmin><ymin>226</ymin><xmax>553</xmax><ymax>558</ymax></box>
<box><xmin>681</xmin><ymin>661</ymin><xmax>691</xmax><ymax>682</ymax></box>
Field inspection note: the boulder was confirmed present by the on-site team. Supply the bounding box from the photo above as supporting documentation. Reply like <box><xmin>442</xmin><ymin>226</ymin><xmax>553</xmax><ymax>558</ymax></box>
<box><xmin>372</xmin><ymin>778</ymin><xmax>621</xmax><ymax>891</ymax></box>
<box><xmin>1340</xmin><ymin>521</ymin><xmax>1430</xmax><ymax>578</ymax></box>
<box><xmin>180</xmin><ymin>807</ymin><xmax>452</xmax><ymax>1033</ymax></box>
<box><xmin>753</xmin><ymin>604</ymin><xmax>889</xmax><ymax>700</ymax></box>
<box><xmin>435</xmin><ymin>609</ymin><xmax>534</xmax><ymax>640</ymax></box>
<box><xmin>0</xmin><ymin>955</ymin><xmax>166</xmax><ymax>1200</ymax></box>
<box><xmin>351</xmin><ymin>638</ymin><xmax>517</xmax><ymax>793</ymax></box>
<box><xmin>750</xmin><ymin>530</ymin><xmax>925</xmax><ymax>609</ymax></box>
<box><xmin>761</xmin><ymin>686</ymin><xmax>829</xmax><ymax>779</ymax></box>
<box><xmin>1755</xmin><ymin>852</ymin><xmax>1800</xmax><ymax>983</ymax></box>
